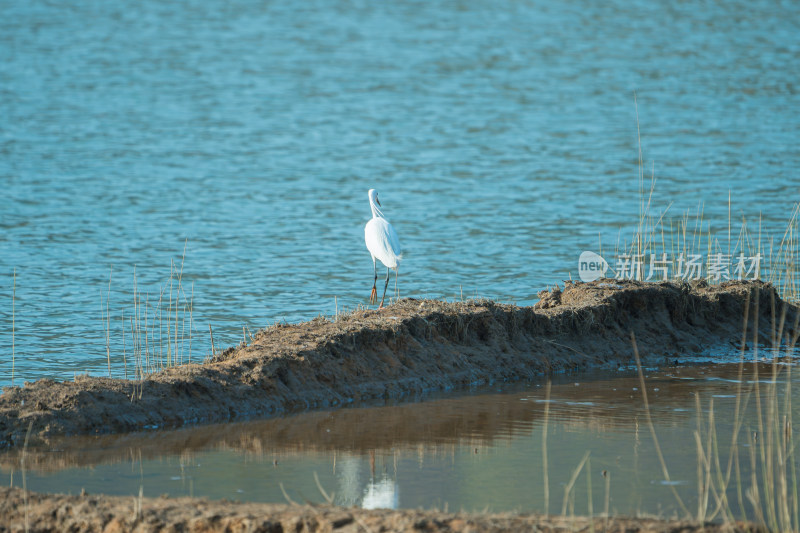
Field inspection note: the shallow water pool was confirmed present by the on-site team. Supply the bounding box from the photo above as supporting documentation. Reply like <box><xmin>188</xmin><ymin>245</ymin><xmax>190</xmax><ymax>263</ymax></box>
<box><xmin>5</xmin><ymin>359</ymin><xmax>798</xmax><ymax>519</ymax></box>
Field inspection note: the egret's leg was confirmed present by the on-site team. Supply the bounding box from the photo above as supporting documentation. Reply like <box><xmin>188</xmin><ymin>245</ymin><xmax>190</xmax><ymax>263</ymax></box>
<box><xmin>379</xmin><ymin>267</ymin><xmax>390</xmax><ymax>308</ymax></box>
<box><xmin>369</xmin><ymin>258</ymin><xmax>378</xmax><ymax>304</ymax></box>
<box><xmin>394</xmin><ymin>269</ymin><xmax>398</xmax><ymax>299</ymax></box>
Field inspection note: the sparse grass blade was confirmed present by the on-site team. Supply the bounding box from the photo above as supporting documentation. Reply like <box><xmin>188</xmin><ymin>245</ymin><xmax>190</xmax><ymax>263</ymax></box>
<box><xmin>543</xmin><ymin>379</ymin><xmax>551</xmax><ymax>515</ymax></box>
<box><xmin>631</xmin><ymin>331</ymin><xmax>691</xmax><ymax>518</ymax></box>
<box><xmin>561</xmin><ymin>451</ymin><xmax>591</xmax><ymax>516</ymax></box>
<box><xmin>12</xmin><ymin>268</ymin><xmax>15</xmax><ymax>386</ymax></box>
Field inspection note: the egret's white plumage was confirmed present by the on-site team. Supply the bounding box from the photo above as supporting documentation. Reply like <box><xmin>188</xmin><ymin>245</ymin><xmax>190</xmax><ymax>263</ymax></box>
<box><xmin>365</xmin><ymin>189</ymin><xmax>402</xmax><ymax>308</ymax></box>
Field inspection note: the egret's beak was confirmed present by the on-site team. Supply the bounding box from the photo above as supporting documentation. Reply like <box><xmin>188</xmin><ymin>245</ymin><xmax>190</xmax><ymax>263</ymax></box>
<box><xmin>376</xmin><ymin>197</ymin><xmax>382</xmax><ymax>207</ymax></box>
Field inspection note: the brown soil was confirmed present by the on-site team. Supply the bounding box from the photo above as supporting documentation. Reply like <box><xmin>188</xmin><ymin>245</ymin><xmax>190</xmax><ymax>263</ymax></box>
<box><xmin>0</xmin><ymin>487</ymin><xmax>765</xmax><ymax>532</ymax></box>
<box><xmin>1</xmin><ymin>279</ymin><xmax>797</xmax><ymax>451</ymax></box>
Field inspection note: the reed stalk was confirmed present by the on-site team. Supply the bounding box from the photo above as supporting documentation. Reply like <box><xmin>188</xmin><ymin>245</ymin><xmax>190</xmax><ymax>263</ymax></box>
<box><xmin>561</xmin><ymin>451</ymin><xmax>591</xmax><ymax>516</ymax></box>
<box><xmin>105</xmin><ymin>266</ymin><xmax>112</xmax><ymax>376</ymax></box>
<box><xmin>631</xmin><ymin>332</ymin><xmax>691</xmax><ymax>517</ymax></box>
<box><xmin>542</xmin><ymin>380</ymin><xmax>551</xmax><ymax>515</ymax></box>
<box><xmin>21</xmin><ymin>421</ymin><xmax>32</xmax><ymax>533</ymax></box>
<box><xmin>11</xmin><ymin>269</ymin><xmax>15</xmax><ymax>386</ymax></box>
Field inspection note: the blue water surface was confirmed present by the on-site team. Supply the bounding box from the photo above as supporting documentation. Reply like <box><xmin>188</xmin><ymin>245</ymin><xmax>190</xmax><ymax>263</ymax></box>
<box><xmin>1</xmin><ymin>0</ymin><xmax>799</xmax><ymax>385</ymax></box>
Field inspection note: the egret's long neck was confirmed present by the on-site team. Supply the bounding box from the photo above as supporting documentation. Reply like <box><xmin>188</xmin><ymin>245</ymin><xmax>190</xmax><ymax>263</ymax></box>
<box><xmin>370</xmin><ymin>200</ymin><xmax>384</xmax><ymax>219</ymax></box>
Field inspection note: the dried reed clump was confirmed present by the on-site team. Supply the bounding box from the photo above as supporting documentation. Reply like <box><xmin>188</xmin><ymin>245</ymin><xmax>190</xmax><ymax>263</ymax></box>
<box><xmin>633</xmin><ymin>288</ymin><xmax>800</xmax><ymax>530</ymax></box>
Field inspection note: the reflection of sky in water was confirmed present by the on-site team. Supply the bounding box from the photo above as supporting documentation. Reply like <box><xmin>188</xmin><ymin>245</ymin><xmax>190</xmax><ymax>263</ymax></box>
<box><xmin>2</xmin><ymin>0</ymin><xmax>800</xmax><ymax>385</ymax></box>
<box><xmin>5</xmin><ymin>362</ymin><xmax>799</xmax><ymax>516</ymax></box>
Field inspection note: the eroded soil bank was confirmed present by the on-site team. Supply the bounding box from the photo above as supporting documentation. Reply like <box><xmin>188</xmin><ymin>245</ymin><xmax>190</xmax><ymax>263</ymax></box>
<box><xmin>1</xmin><ymin>279</ymin><xmax>797</xmax><ymax>449</ymax></box>
<box><xmin>0</xmin><ymin>487</ymin><xmax>765</xmax><ymax>533</ymax></box>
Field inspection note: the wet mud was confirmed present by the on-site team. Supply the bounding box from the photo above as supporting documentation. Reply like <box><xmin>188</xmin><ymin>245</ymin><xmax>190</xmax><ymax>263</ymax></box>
<box><xmin>1</xmin><ymin>279</ymin><xmax>797</xmax><ymax>450</ymax></box>
<box><xmin>0</xmin><ymin>487</ymin><xmax>765</xmax><ymax>532</ymax></box>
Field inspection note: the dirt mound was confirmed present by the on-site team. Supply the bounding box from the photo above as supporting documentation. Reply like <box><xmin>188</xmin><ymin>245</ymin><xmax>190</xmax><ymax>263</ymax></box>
<box><xmin>0</xmin><ymin>279</ymin><xmax>796</xmax><ymax>449</ymax></box>
<box><xmin>0</xmin><ymin>487</ymin><xmax>764</xmax><ymax>532</ymax></box>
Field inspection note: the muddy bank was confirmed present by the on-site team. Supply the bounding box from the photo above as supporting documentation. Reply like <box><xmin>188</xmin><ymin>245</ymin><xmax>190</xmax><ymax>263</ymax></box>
<box><xmin>1</xmin><ymin>279</ymin><xmax>797</xmax><ymax>449</ymax></box>
<box><xmin>0</xmin><ymin>487</ymin><xmax>763</xmax><ymax>532</ymax></box>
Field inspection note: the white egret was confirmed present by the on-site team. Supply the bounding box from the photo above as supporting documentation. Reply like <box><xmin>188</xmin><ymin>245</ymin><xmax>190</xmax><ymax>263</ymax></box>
<box><xmin>364</xmin><ymin>189</ymin><xmax>402</xmax><ymax>308</ymax></box>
